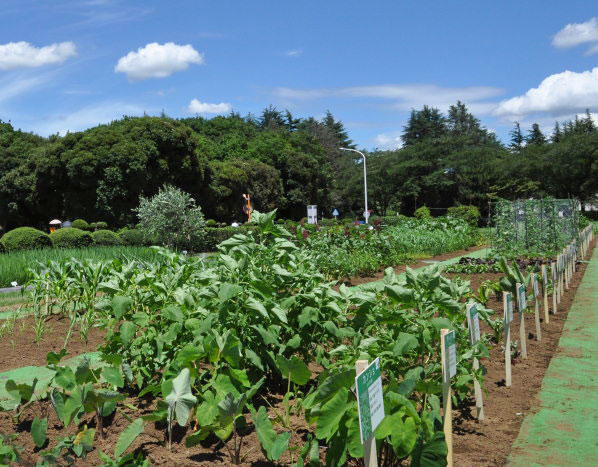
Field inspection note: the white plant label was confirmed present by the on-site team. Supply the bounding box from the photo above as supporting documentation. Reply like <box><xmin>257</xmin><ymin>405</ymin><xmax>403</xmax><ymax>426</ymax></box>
<box><xmin>532</xmin><ymin>274</ymin><xmax>539</xmax><ymax>298</ymax></box>
<box><xmin>444</xmin><ymin>331</ymin><xmax>457</xmax><ymax>378</ymax></box>
<box><xmin>467</xmin><ymin>303</ymin><xmax>481</xmax><ymax>344</ymax></box>
<box><xmin>505</xmin><ymin>293</ymin><xmax>514</xmax><ymax>323</ymax></box>
<box><xmin>517</xmin><ymin>284</ymin><xmax>527</xmax><ymax>311</ymax></box>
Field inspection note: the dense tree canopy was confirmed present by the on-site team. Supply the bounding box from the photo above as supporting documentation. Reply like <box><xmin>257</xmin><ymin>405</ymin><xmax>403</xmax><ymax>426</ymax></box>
<box><xmin>0</xmin><ymin>103</ymin><xmax>597</xmax><ymax>230</ymax></box>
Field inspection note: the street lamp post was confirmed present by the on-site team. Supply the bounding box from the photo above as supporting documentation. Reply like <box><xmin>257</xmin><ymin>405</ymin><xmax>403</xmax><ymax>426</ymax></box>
<box><xmin>340</xmin><ymin>147</ymin><xmax>369</xmax><ymax>223</ymax></box>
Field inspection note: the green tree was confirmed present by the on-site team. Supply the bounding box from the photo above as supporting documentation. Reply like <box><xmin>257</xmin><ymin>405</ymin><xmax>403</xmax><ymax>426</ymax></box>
<box><xmin>135</xmin><ymin>185</ymin><xmax>206</xmax><ymax>251</ymax></box>
<box><xmin>526</xmin><ymin>123</ymin><xmax>546</xmax><ymax>146</ymax></box>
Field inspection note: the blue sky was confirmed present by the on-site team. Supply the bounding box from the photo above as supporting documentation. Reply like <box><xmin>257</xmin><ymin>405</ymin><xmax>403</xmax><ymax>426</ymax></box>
<box><xmin>1</xmin><ymin>0</ymin><xmax>597</xmax><ymax>149</ymax></box>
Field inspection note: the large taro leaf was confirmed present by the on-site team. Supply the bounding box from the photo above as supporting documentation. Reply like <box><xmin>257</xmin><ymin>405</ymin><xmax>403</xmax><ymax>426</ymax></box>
<box><xmin>114</xmin><ymin>418</ymin><xmax>144</xmax><ymax>458</ymax></box>
<box><xmin>275</xmin><ymin>355</ymin><xmax>311</xmax><ymax>386</ymax></box>
<box><xmin>252</xmin><ymin>406</ymin><xmax>291</xmax><ymax>461</ymax></box>
<box><xmin>314</xmin><ymin>387</ymin><xmax>349</xmax><ymax>440</ymax></box>
<box><xmin>410</xmin><ymin>431</ymin><xmax>447</xmax><ymax>467</ymax></box>
<box><xmin>165</xmin><ymin>368</ymin><xmax>197</xmax><ymax>427</ymax></box>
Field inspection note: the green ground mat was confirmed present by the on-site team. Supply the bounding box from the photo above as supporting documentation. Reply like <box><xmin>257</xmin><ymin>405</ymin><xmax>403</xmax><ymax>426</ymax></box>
<box><xmin>353</xmin><ymin>247</ymin><xmax>491</xmax><ymax>292</ymax></box>
<box><xmin>509</xmin><ymin>246</ymin><xmax>598</xmax><ymax>465</ymax></box>
<box><xmin>0</xmin><ymin>351</ymin><xmax>102</xmax><ymax>408</ymax></box>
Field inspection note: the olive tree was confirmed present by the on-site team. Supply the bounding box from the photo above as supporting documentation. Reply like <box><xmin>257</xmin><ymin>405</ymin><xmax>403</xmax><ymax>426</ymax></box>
<box><xmin>135</xmin><ymin>185</ymin><xmax>206</xmax><ymax>251</ymax></box>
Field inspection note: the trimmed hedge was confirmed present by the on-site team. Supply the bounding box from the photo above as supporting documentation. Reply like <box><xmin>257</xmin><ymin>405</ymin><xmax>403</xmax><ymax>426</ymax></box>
<box><xmin>195</xmin><ymin>225</ymin><xmax>257</xmax><ymax>251</ymax></box>
<box><xmin>1</xmin><ymin>227</ymin><xmax>52</xmax><ymax>251</ymax></box>
<box><xmin>50</xmin><ymin>228</ymin><xmax>93</xmax><ymax>248</ymax></box>
<box><xmin>118</xmin><ymin>228</ymin><xmax>147</xmax><ymax>246</ymax></box>
<box><xmin>447</xmin><ymin>205</ymin><xmax>481</xmax><ymax>226</ymax></box>
<box><xmin>92</xmin><ymin>229</ymin><xmax>121</xmax><ymax>246</ymax></box>
<box><xmin>72</xmin><ymin>219</ymin><xmax>90</xmax><ymax>231</ymax></box>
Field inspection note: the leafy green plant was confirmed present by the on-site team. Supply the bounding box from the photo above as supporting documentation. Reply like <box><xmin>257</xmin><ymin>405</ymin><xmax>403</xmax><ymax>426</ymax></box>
<box><xmin>0</xmin><ymin>433</ymin><xmax>22</xmax><ymax>464</ymax></box>
<box><xmin>47</xmin><ymin>352</ymin><xmax>125</xmax><ymax>439</ymax></box>
<box><xmin>38</xmin><ymin>426</ymin><xmax>95</xmax><ymax>465</ymax></box>
<box><xmin>98</xmin><ymin>418</ymin><xmax>147</xmax><ymax>466</ymax></box>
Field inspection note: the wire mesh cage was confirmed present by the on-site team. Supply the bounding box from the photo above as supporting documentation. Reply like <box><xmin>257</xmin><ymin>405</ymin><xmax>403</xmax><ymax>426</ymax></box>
<box><xmin>491</xmin><ymin>199</ymin><xmax>580</xmax><ymax>256</ymax></box>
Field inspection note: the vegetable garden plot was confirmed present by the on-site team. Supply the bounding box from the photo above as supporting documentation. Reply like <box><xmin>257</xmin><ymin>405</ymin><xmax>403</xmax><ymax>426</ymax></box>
<box><xmin>491</xmin><ymin>198</ymin><xmax>580</xmax><ymax>257</ymax></box>
<box><xmin>0</xmin><ymin>210</ymin><xmax>592</xmax><ymax>466</ymax></box>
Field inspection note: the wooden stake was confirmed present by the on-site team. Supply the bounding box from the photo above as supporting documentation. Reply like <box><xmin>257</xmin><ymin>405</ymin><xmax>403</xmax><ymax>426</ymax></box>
<box><xmin>355</xmin><ymin>360</ymin><xmax>377</xmax><ymax>467</ymax></box>
<box><xmin>440</xmin><ymin>329</ymin><xmax>453</xmax><ymax>467</ymax></box>
<box><xmin>503</xmin><ymin>292</ymin><xmax>512</xmax><ymax>387</ymax></box>
<box><xmin>541</xmin><ymin>265</ymin><xmax>549</xmax><ymax>324</ymax></box>
<box><xmin>516</xmin><ymin>282</ymin><xmax>528</xmax><ymax>359</ymax></box>
<box><xmin>532</xmin><ymin>274</ymin><xmax>541</xmax><ymax>341</ymax></box>
<box><xmin>550</xmin><ymin>261</ymin><xmax>559</xmax><ymax>315</ymax></box>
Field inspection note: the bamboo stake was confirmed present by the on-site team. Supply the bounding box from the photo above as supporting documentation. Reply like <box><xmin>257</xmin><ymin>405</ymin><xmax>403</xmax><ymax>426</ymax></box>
<box><xmin>466</xmin><ymin>304</ymin><xmax>484</xmax><ymax>420</ymax></box>
<box><xmin>542</xmin><ymin>265</ymin><xmax>549</xmax><ymax>324</ymax></box>
<box><xmin>503</xmin><ymin>292</ymin><xmax>512</xmax><ymax>387</ymax></box>
<box><xmin>532</xmin><ymin>274</ymin><xmax>541</xmax><ymax>341</ymax></box>
<box><xmin>440</xmin><ymin>329</ymin><xmax>453</xmax><ymax>467</ymax></box>
<box><xmin>516</xmin><ymin>282</ymin><xmax>528</xmax><ymax>359</ymax></box>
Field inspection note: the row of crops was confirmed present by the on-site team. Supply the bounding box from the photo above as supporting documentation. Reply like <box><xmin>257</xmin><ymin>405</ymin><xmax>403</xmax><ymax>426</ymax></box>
<box><xmin>0</xmin><ymin>211</ymin><xmax>490</xmax><ymax>465</ymax></box>
<box><xmin>294</xmin><ymin>217</ymin><xmax>482</xmax><ymax>279</ymax></box>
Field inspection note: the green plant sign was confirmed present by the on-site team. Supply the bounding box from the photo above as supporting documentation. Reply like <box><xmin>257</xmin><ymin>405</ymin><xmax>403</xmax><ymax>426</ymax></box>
<box><xmin>355</xmin><ymin>358</ymin><xmax>384</xmax><ymax>444</ymax></box>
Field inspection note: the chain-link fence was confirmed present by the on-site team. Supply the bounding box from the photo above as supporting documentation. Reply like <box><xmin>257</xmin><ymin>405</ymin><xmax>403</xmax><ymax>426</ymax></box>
<box><xmin>491</xmin><ymin>199</ymin><xmax>580</xmax><ymax>256</ymax></box>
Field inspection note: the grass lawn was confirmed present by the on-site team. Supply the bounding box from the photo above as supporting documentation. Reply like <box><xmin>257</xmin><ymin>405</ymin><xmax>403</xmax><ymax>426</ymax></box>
<box><xmin>0</xmin><ymin>246</ymin><xmax>160</xmax><ymax>288</ymax></box>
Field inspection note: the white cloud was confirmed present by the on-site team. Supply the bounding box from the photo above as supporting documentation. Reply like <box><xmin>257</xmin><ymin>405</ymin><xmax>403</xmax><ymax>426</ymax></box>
<box><xmin>374</xmin><ymin>132</ymin><xmax>403</xmax><ymax>150</ymax></box>
<box><xmin>0</xmin><ymin>41</ymin><xmax>76</xmax><ymax>70</ymax></box>
<box><xmin>273</xmin><ymin>83</ymin><xmax>502</xmax><ymax>114</ymax></box>
<box><xmin>553</xmin><ymin>17</ymin><xmax>598</xmax><ymax>49</ymax></box>
<box><xmin>494</xmin><ymin>67</ymin><xmax>598</xmax><ymax>118</ymax></box>
<box><xmin>32</xmin><ymin>101</ymin><xmax>145</xmax><ymax>136</ymax></box>
<box><xmin>585</xmin><ymin>43</ymin><xmax>598</xmax><ymax>56</ymax></box>
<box><xmin>187</xmin><ymin>99</ymin><xmax>231</xmax><ymax>114</ymax></box>
<box><xmin>285</xmin><ymin>49</ymin><xmax>303</xmax><ymax>57</ymax></box>
<box><xmin>0</xmin><ymin>74</ymin><xmax>50</xmax><ymax>104</ymax></box>
<box><xmin>115</xmin><ymin>42</ymin><xmax>203</xmax><ymax>81</ymax></box>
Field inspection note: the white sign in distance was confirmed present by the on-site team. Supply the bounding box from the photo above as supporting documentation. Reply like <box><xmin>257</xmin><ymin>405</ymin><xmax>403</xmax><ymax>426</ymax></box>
<box><xmin>332</xmin><ymin>208</ymin><xmax>339</xmax><ymax>217</ymax></box>
<box><xmin>355</xmin><ymin>358</ymin><xmax>385</xmax><ymax>443</ymax></box>
<box><xmin>467</xmin><ymin>303</ymin><xmax>481</xmax><ymax>344</ymax></box>
<box><xmin>307</xmin><ymin>205</ymin><xmax>317</xmax><ymax>225</ymax></box>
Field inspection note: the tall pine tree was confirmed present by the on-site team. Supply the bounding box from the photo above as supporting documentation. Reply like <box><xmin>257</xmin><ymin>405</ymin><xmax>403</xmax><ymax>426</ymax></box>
<box><xmin>509</xmin><ymin>122</ymin><xmax>524</xmax><ymax>150</ymax></box>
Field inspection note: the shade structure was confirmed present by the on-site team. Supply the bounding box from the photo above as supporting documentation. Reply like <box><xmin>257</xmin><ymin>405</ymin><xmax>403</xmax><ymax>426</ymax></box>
<box><xmin>49</xmin><ymin>219</ymin><xmax>62</xmax><ymax>225</ymax></box>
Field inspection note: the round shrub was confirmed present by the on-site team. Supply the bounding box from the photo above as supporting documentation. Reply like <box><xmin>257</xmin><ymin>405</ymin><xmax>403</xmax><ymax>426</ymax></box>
<box><xmin>0</xmin><ymin>241</ymin><xmax>5</xmax><ymax>254</ymax></box>
<box><xmin>95</xmin><ymin>221</ymin><xmax>108</xmax><ymax>230</ymax></box>
<box><xmin>50</xmin><ymin>228</ymin><xmax>93</xmax><ymax>248</ymax></box>
<box><xmin>447</xmin><ymin>205</ymin><xmax>481</xmax><ymax>226</ymax></box>
<box><xmin>205</xmin><ymin>219</ymin><xmax>218</xmax><ymax>227</ymax></box>
<box><xmin>92</xmin><ymin>229</ymin><xmax>122</xmax><ymax>246</ymax></box>
<box><xmin>414</xmin><ymin>206</ymin><xmax>431</xmax><ymax>219</ymax></box>
<box><xmin>72</xmin><ymin>219</ymin><xmax>90</xmax><ymax>231</ymax></box>
<box><xmin>1</xmin><ymin>227</ymin><xmax>52</xmax><ymax>251</ymax></box>
<box><xmin>118</xmin><ymin>228</ymin><xmax>146</xmax><ymax>246</ymax></box>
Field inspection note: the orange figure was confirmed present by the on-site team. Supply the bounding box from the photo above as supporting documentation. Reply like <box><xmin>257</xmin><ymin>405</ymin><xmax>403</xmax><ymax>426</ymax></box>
<box><xmin>242</xmin><ymin>193</ymin><xmax>253</xmax><ymax>222</ymax></box>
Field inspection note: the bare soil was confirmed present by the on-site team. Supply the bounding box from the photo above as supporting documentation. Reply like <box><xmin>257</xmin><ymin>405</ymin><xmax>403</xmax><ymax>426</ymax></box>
<box><xmin>0</xmin><ymin>314</ymin><xmax>105</xmax><ymax>371</ymax></box>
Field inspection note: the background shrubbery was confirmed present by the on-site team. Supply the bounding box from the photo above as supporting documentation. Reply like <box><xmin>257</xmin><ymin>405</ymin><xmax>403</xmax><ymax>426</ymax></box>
<box><xmin>447</xmin><ymin>205</ymin><xmax>481</xmax><ymax>226</ymax></box>
<box><xmin>91</xmin><ymin>229</ymin><xmax>121</xmax><ymax>246</ymax></box>
<box><xmin>71</xmin><ymin>219</ymin><xmax>91</xmax><ymax>231</ymax></box>
<box><xmin>50</xmin><ymin>228</ymin><xmax>94</xmax><ymax>248</ymax></box>
<box><xmin>1</xmin><ymin>227</ymin><xmax>52</xmax><ymax>251</ymax></box>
